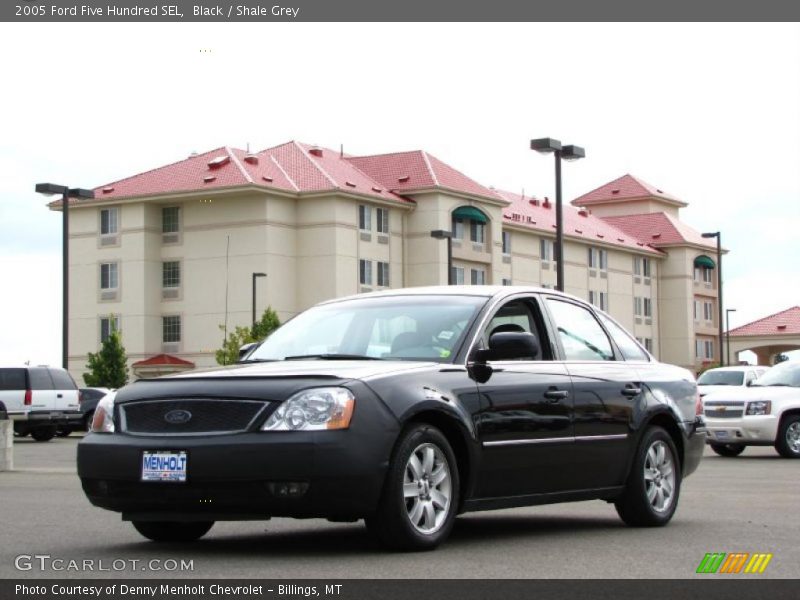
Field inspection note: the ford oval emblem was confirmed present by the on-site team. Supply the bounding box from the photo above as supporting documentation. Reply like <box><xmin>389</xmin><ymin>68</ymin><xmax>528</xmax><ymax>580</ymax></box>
<box><xmin>164</xmin><ymin>409</ymin><xmax>192</xmax><ymax>424</ymax></box>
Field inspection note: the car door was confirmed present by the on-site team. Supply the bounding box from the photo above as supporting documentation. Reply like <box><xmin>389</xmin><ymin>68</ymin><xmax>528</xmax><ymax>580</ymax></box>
<box><xmin>473</xmin><ymin>294</ymin><xmax>575</xmax><ymax>497</ymax></box>
<box><xmin>48</xmin><ymin>368</ymin><xmax>80</xmax><ymax>412</ymax></box>
<box><xmin>543</xmin><ymin>297</ymin><xmax>641</xmax><ymax>489</ymax></box>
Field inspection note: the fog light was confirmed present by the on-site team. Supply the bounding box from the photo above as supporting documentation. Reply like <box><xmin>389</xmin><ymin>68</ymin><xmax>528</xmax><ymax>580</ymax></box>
<box><xmin>268</xmin><ymin>482</ymin><xmax>309</xmax><ymax>498</ymax></box>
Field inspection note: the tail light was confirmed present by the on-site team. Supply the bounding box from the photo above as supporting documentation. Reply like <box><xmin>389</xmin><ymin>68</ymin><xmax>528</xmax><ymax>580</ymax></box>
<box><xmin>24</xmin><ymin>389</ymin><xmax>32</xmax><ymax>406</ymax></box>
<box><xmin>695</xmin><ymin>392</ymin><xmax>703</xmax><ymax>416</ymax></box>
<box><xmin>78</xmin><ymin>390</ymin><xmax>84</xmax><ymax>404</ymax></box>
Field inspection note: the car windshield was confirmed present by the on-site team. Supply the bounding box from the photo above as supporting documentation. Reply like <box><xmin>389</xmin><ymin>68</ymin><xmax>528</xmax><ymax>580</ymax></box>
<box><xmin>697</xmin><ymin>370</ymin><xmax>744</xmax><ymax>386</ymax></box>
<box><xmin>248</xmin><ymin>294</ymin><xmax>487</xmax><ymax>363</ymax></box>
<box><xmin>751</xmin><ymin>362</ymin><xmax>800</xmax><ymax>387</ymax></box>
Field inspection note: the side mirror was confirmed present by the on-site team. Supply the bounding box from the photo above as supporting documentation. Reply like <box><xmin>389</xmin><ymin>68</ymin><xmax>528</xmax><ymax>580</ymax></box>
<box><xmin>487</xmin><ymin>331</ymin><xmax>540</xmax><ymax>361</ymax></box>
<box><xmin>746</xmin><ymin>379</ymin><xmax>754</xmax><ymax>387</ymax></box>
<box><xmin>237</xmin><ymin>342</ymin><xmax>258</xmax><ymax>362</ymax></box>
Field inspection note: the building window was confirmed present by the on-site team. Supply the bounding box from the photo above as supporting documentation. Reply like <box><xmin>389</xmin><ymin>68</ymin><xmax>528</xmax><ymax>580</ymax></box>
<box><xmin>358</xmin><ymin>205</ymin><xmax>372</xmax><ymax>231</ymax></box>
<box><xmin>470</xmin><ymin>221</ymin><xmax>485</xmax><ymax>244</ymax></box>
<box><xmin>359</xmin><ymin>259</ymin><xmax>372</xmax><ymax>285</ymax></box>
<box><xmin>162</xmin><ymin>206</ymin><xmax>180</xmax><ymax>234</ymax></box>
<box><xmin>162</xmin><ymin>261</ymin><xmax>181</xmax><ymax>288</ymax></box>
<box><xmin>589</xmin><ymin>247</ymin><xmax>608</xmax><ymax>270</ymax></box>
<box><xmin>634</xmin><ymin>257</ymin><xmax>651</xmax><ymax>277</ymax></box>
<box><xmin>643</xmin><ymin>298</ymin><xmax>652</xmax><ymax>318</ymax></box>
<box><xmin>451</xmin><ymin>266</ymin><xmax>465</xmax><ymax>285</ymax></box>
<box><xmin>589</xmin><ymin>291</ymin><xmax>608</xmax><ymax>311</ymax></box>
<box><xmin>644</xmin><ymin>338</ymin><xmax>653</xmax><ymax>353</ymax></box>
<box><xmin>695</xmin><ymin>266</ymin><xmax>713</xmax><ymax>284</ymax></box>
<box><xmin>162</xmin><ymin>315</ymin><xmax>181</xmax><ymax>343</ymax></box>
<box><xmin>100</xmin><ymin>262</ymin><xmax>118</xmax><ymax>290</ymax></box>
<box><xmin>100</xmin><ymin>316</ymin><xmax>120</xmax><ymax>344</ymax></box>
<box><xmin>452</xmin><ymin>217</ymin><xmax>465</xmax><ymax>240</ymax></box>
<box><xmin>100</xmin><ymin>207</ymin><xmax>118</xmax><ymax>235</ymax></box>
<box><xmin>376</xmin><ymin>208</ymin><xmax>389</xmax><ymax>234</ymax></box>
<box><xmin>470</xmin><ymin>268</ymin><xmax>486</xmax><ymax>285</ymax></box>
<box><xmin>502</xmin><ymin>278</ymin><xmax>512</xmax><ymax>286</ymax></box>
<box><xmin>695</xmin><ymin>339</ymin><xmax>703</xmax><ymax>358</ymax></box>
<box><xmin>694</xmin><ymin>300</ymin><xmax>701</xmax><ymax>321</ymax></box>
<box><xmin>634</xmin><ymin>297</ymin><xmax>643</xmax><ymax>317</ymax></box>
<box><xmin>704</xmin><ymin>301</ymin><xmax>714</xmax><ymax>322</ymax></box>
<box><xmin>704</xmin><ymin>340</ymin><xmax>714</xmax><ymax>360</ymax></box>
<box><xmin>377</xmin><ymin>261</ymin><xmax>390</xmax><ymax>287</ymax></box>
<box><xmin>502</xmin><ymin>231</ymin><xmax>511</xmax><ymax>254</ymax></box>
<box><xmin>540</xmin><ymin>239</ymin><xmax>554</xmax><ymax>262</ymax></box>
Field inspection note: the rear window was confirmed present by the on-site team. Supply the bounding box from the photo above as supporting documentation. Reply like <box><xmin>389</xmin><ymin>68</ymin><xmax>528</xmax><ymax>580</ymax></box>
<box><xmin>28</xmin><ymin>368</ymin><xmax>54</xmax><ymax>390</ymax></box>
<box><xmin>49</xmin><ymin>368</ymin><xmax>77</xmax><ymax>390</ymax></box>
<box><xmin>0</xmin><ymin>369</ymin><xmax>26</xmax><ymax>391</ymax></box>
<box><xmin>80</xmin><ymin>389</ymin><xmax>106</xmax><ymax>402</ymax></box>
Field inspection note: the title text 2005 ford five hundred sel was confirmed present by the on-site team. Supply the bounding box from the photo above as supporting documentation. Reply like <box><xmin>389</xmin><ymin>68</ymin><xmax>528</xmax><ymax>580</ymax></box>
<box><xmin>78</xmin><ymin>286</ymin><xmax>705</xmax><ymax>550</ymax></box>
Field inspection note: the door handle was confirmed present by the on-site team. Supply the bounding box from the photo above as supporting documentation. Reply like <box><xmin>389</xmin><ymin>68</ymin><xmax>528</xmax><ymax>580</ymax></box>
<box><xmin>56</xmin><ymin>394</ymin><xmax>63</xmax><ymax>398</ymax></box>
<box><xmin>543</xmin><ymin>388</ymin><xmax>569</xmax><ymax>402</ymax></box>
<box><xmin>621</xmin><ymin>385</ymin><xmax>641</xmax><ymax>398</ymax></box>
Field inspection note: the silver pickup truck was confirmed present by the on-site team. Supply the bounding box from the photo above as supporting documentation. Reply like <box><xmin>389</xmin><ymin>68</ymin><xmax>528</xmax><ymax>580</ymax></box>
<box><xmin>0</xmin><ymin>366</ymin><xmax>82</xmax><ymax>441</ymax></box>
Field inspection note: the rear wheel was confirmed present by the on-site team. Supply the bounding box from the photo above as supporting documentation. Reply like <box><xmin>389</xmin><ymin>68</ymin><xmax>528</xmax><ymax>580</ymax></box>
<box><xmin>56</xmin><ymin>428</ymin><xmax>71</xmax><ymax>438</ymax></box>
<box><xmin>775</xmin><ymin>415</ymin><xmax>800</xmax><ymax>458</ymax></box>
<box><xmin>365</xmin><ymin>424</ymin><xmax>459</xmax><ymax>551</ymax></box>
<box><xmin>30</xmin><ymin>426</ymin><xmax>57</xmax><ymax>442</ymax></box>
<box><xmin>132</xmin><ymin>521</ymin><xmax>214</xmax><ymax>542</ymax></box>
<box><xmin>615</xmin><ymin>426</ymin><xmax>681</xmax><ymax>527</ymax></box>
<box><xmin>710</xmin><ymin>443</ymin><xmax>745</xmax><ymax>457</ymax></box>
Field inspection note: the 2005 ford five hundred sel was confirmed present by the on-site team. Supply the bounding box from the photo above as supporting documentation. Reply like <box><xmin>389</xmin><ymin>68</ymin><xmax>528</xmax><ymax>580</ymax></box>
<box><xmin>78</xmin><ymin>286</ymin><xmax>705</xmax><ymax>550</ymax></box>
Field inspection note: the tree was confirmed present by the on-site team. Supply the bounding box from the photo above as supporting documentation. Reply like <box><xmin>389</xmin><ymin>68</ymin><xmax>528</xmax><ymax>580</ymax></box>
<box><xmin>775</xmin><ymin>353</ymin><xmax>789</xmax><ymax>364</ymax></box>
<box><xmin>215</xmin><ymin>307</ymin><xmax>281</xmax><ymax>366</ymax></box>
<box><xmin>83</xmin><ymin>327</ymin><xmax>129</xmax><ymax>388</ymax></box>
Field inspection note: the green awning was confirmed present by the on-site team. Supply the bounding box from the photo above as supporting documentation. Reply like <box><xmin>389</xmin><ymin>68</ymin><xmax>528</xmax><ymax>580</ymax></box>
<box><xmin>694</xmin><ymin>255</ymin><xmax>716</xmax><ymax>269</ymax></box>
<box><xmin>452</xmin><ymin>206</ymin><xmax>488</xmax><ymax>223</ymax></box>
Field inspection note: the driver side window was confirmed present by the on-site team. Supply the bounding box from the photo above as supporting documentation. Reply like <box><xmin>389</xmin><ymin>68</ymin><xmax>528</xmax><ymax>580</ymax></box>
<box><xmin>546</xmin><ymin>298</ymin><xmax>615</xmax><ymax>361</ymax></box>
<box><xmin>481</xmin><ymin>298</ymin><xmax>550</xmax><ymax>361</ymax></box>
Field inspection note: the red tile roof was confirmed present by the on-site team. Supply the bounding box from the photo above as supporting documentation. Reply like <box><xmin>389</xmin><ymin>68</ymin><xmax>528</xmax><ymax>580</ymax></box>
<box><xmin>571</xmin><ymin>174</ymin><xmax>686</xmax><ymax>207</ymax></box>
<box><xmin>729</xmin><ymin>307</ymin><xmax>800</xmax><ymax>337</ymax></box>
<box><xmin>495</xmin><ymin>190</ymin><xmax>662</xmax><ymax>255</ymax></box>
<box><xmin>602</xmin><ymin>212</ymin><xmax>716</xmax><ymax>248</ymax></box>
<box><xmin>132</xmin><ymin>354</ymin><xmax>195</xmax><ymax>367</ymax></box>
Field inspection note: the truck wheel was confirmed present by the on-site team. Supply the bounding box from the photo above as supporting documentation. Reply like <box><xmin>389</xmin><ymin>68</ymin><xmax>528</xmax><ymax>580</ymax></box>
<box><xmin>132</xmin><ymin>521</ymin><xmax>214</xmax><ymax>542</ymax></box>
<box><xmin>710</xmin><ymin>443</ymin><xmax>745</xmax><ymax>457</ymax></box>
<box><xmin>30</xmin><ymin>426</ymin><xmax>57</xmax><ymax>442</ymax></box>
<box><xmin>56</xmin><ymin>428</ymin><xmax>71</xmax><ymax>438</ymax></box>
<box><xmin>615</xmin><ymin>426</ymin><xmax>681</xmax><ymax>527</ymax></box>
<box><xmin>775</xmin><ymin>415</ymin><xmax>800</xmax><ymax>458</ymax></box>
<box><xmin>365</xmin><ymin>423</ymin><xmax>459</xmax><ymax>551</ymax></box>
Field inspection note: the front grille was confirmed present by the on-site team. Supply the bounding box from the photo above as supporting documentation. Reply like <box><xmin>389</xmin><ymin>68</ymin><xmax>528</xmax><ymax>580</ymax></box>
<box><xmin>704</xmin><ymin>409</ymin><xmax>744</xmax><ymax>419</ymax></box>
<box><xmin>119</xmin><ymin>399</ymin><xmax>269</xmax><ymax>435</ymax></box>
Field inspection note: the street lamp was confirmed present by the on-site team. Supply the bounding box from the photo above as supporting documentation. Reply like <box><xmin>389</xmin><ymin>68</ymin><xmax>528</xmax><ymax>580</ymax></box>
<box><xmin>530</xmin><ymin>138</ymin><xmax>585</xmax><ymax>292</ymax></box>
<box><xmin>430</xmin><ymin>230</ymin><xmax>453</xmax><ymax>285</ymax></box>
<box><xmin>35</xmin><ymin>183</ymin><xmax>95</xmax><ymax>370</ymax></box>
<box><xmin>701</xmin><ymin>231</ymin><xmax>724</xmax><ymax>366</ymax></box>
<box><xmin>726</xmin><ymin>308</ymin><xmax>737</xmax><ymax>366</ymax></box>
<box><xmin>252</xmin><ymin>272</ymin><xmax>267</xmax><ymax>328</ymax></box>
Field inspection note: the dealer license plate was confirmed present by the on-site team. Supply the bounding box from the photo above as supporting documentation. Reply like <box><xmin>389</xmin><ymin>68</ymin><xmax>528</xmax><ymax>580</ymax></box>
<box><xmin>715</xmin><ymin>431</ymin><xmax>730</xmax><ymax>439</ymax></box>
<box><xmin>141</xmin><ymin>451</ymin><xmax>188</xmax><ymax>482</ymax></box>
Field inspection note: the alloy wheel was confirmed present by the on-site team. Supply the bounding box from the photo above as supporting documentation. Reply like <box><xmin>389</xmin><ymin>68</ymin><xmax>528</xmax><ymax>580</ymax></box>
<box><xmin>786</xmin><ymin>422</ymin><xmax>800</xmax><ymax>454</ymax></box>
<box><xmin>403</xmin><ymin>442</ymin><xmax>452</xmax><ymax>535</ymax></box>
<box><xmin>644</xmin><ymin>440</ymin><xmax>676</xmax><ymax>514</ymax></box>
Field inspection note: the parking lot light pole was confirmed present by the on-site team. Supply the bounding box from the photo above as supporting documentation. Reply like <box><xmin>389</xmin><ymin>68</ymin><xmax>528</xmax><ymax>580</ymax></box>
<box><xmin>252</xmin><ymin>272</ymin><xmax>267</xmax><ymax>328</ymax></box>
<box><xmin>430</xmin><ymin>230</ymin><xmax>453</xmax><ymax>285</ymax></box>
<box><xmin>35</xmin><ymin>183</ymin><xmax>95</xmax><ymax>370</ymax></box>
<box><xmin>530</xmin><ymin>138</ymin><xmax>585</xmax><ymax>292</ymax></box>
<box><xmin>701</xmin><ymin>231</ymin><xmax>724</xmax><ymax>366</ymax></box>
<box><xmin>726</xmin><ymin>308</ymin><xmax>737</xmax><ymax>366</ymax></box>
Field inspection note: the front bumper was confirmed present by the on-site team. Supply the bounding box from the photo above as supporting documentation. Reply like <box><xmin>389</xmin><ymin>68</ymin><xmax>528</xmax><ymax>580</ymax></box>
<box><xmin>78</xmin><ymin>427</ymin><xmax>397</xmax><ymax>521</ymax></box>
<box><xmin>704</xmin><ymin>415</ymin><xmax>779</xmax><ymax>445</ymax></box>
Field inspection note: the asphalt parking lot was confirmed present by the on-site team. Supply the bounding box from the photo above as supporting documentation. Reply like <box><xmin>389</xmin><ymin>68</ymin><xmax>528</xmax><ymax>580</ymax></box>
<box><xmin>1</xmin><ymin>434</ymin><xmax>797</xmax><ymax>579</ymax></box>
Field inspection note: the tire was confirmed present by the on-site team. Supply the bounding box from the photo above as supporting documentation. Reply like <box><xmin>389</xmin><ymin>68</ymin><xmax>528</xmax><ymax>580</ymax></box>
<box><xmin>365</xmin><ymin>423</ymin><xmax>459</xmax><ymax>551</ymax></box>
<box><xmin>615</xmin><ymin>426</ymin><xmax>681</xmax><ymax>527</ymax></box>
<box><xmin>30</xmin><ymin>426</ymin><xmax>57</xmax><ymax>442</ymax></box>
<box><xmin>710</xmin><ymin>443</ymin><xmax>745</xmax><ymax>457</ymax></box>
<box><xmin>56</xmin><ymin>428</ymin><xmax>71</xmax><ymax>438</ymax></box>
<box><xmin>132</xmin><ymin>521</ymin><xmax>214</xmax><ymax>542</ymax></box>
<box><xmin>775</xmin><ymin>415</ymin><xmax>800</xmax><ymax>458</ymax></box>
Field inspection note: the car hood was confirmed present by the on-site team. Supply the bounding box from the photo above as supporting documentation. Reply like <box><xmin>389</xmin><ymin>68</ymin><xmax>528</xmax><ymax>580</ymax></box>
<box><xmin>698</xmin><ymin>384</ymin><xmax>744</xmax><ymax>397</ymax></box>
<box><xmin>702</xmin><ymin>386</ymin><xmax>800</xmax><ymax>403</ymax></box>
<box><xmin>113</xmin><ymin>360</ymin><xmax>438</xmax><ymax>404</ymax></box>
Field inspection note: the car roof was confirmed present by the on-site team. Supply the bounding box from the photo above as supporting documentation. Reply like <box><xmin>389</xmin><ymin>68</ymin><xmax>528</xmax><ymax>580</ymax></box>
<box><xmin>703</xmin><ymin>366</ymin><xmax>762</xmax><ymax>372</ymax></box>
<box><xmin>319</xmin><ymin>285</ymin><xmax>585</xmax><ymax>306</ymax></box>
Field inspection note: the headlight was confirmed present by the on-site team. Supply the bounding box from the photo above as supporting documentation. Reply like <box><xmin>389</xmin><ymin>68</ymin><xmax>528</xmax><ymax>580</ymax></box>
<box><xmin>91</xmin><ymin>395</ymin><xmax>115</xmax><ymax>433</ymax></box>
<box><xmin>745</xmin><ymin>401</ymin><xmax>771</xmax><ymax>416</ymax></box>
<box><xmin>261</xmin><ymin>387</ymin><xmax>355</xmax><ymax>431</ymax></box>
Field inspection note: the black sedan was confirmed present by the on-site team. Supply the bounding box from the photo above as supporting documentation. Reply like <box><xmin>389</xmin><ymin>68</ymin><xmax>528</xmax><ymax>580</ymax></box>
<box><xmin>78</xmin><ymin>286</ymin><xmax>704</xmax><ymax>550</ymax></box>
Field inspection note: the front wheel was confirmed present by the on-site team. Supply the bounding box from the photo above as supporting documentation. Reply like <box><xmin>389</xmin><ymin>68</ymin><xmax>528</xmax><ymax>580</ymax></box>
<box><xmin>365</xmin><ymin>424</ymin><xmax>459</xmax><ymax>551</ymax></box>
<box><xmin>775</xmin><ymin>415</ymin><xmax>800</xmax><ymax>458</ymax></box>
<box><xmin>710</xmin><ymin>443</ymin><xmax>745</xmax><ymax>457</ymax></box>
<box><xmin>615</xmin><ymin>426</ymin><xmax>681</xmax><ymax>527</ymax></box>
<box><xmin>132</xmin><ymin>521</ymin><xmax>214</xmax><ymax>542</ymax></box>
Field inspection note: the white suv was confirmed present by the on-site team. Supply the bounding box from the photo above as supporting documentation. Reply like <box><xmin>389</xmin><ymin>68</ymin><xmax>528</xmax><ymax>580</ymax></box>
<box><xmin>0</xmin><ymin>366</ymin><xmax>82</xmax><ymax>442</ymax></box>
<box><xmin>703</xmin><ymin>361</ymin><xmax>800</xmax><ymax>458</ymax></box>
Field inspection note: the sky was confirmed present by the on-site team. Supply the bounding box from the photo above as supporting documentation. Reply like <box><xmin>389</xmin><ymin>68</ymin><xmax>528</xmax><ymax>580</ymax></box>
<box><xmin>1</xmin><ymin>22</ymin><xmax>798</xmax><ymax>367</ymax></box>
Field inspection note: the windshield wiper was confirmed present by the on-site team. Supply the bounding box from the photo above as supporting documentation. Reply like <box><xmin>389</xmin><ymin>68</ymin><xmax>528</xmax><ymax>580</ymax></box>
<box><xmin>237</xmin><ymin>358</ymin><xmax>278</xmax><ymax>363</ymax></box>
<box><xmin>283</xmin><ymin>354</ymin><xmax>383</xmax><ymax>361</ymax></box>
